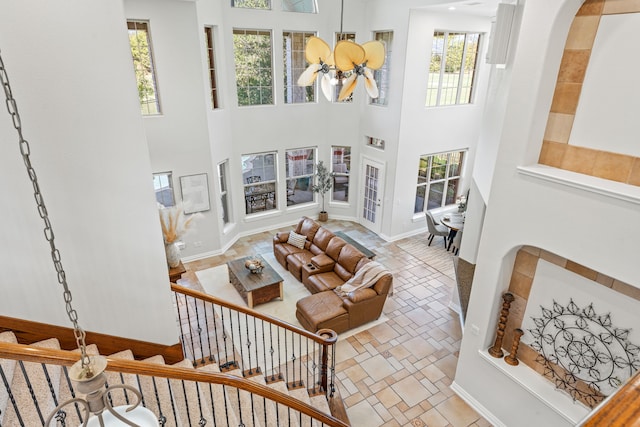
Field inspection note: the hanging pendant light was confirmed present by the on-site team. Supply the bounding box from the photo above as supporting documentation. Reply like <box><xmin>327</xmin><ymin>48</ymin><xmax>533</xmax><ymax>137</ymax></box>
<box><xmin>0</xmin><ymin>50</ymin><xmax>158</xmax><ymax>427</ymax></box>
<box><xmin>297</xmin><ymin>0</ymin><xmax>386</xmax><ymax>102</ymax></box>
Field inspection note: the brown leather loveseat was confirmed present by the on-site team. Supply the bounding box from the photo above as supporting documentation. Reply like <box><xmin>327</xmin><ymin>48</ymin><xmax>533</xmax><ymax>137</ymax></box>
<box><xmin>273</xmin><ymin>217</ymin><xmax>393</xmax><ymax>334</ymax></box>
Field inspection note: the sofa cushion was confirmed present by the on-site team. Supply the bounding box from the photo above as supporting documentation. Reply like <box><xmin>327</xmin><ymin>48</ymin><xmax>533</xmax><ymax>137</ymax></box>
<box><xmin>305</xmin><ymin>271</ymin><xmax>345</xmax><ymax>293</ymax></box>
<box><xmin>348</xmin><ymin>288</ymin><xmax>378</xmax><ymax>303</ymax></box>
<box><xmin>325</xmin><ymin>237</ymin><xmax>347</xmax><ymax>261</ymax></box>
<box><xmin>311</xmin><ymin>227</ymin><xmax>335</xmax><ymax>252</ymax></box>
<box><xmin>296</xmin><ymin>292</ymin><xmax>349</xmax><ymax>333</ymax></box>
<box><xmin>337</xmin><ymin>244</ymin><xmax>366</xmax><ymax>274</ymax></box>
<box><xmin>287</xmin><ymin>231</ymin><xmax>306</xmax><ymax>249</ymax></box>
<box><xmin>295</xmin><ymin>216</ymin><xmax>320</xmax><ymax>242</ymax></box>
<box><xmin>286</xmin><ymin>251</ymin><xmax>314</xmax><ymax>281</ymax></box>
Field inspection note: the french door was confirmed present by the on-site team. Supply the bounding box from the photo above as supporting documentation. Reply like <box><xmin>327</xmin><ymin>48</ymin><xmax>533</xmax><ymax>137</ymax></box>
<box><xmin>360</xmin><ymin>158</ymin><xmax>385</xmax><ymax>234</ymax></box>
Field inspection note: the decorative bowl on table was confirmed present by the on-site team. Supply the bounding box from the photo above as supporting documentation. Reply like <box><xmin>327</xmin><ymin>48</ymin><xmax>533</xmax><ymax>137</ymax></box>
<box><xmin>245</xmin><ymin>258</ymin><xmax>264</xmax><ymax>274</ymax></box>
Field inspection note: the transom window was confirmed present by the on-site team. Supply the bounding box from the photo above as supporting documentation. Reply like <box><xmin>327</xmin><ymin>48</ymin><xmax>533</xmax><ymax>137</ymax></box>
<box><xmin>282</xmin><ymin>0</ymin><xmax>317</xmax><ymax>13</ymax></box>
<box><xmin>232</xmin><ymin>0</ymin><xmax>270</xmax><ymax>9</ymax></box>
<box><xmin>331</xmin><ymin>146</ymin><xmax>351</xmax><ymax>203</ymax></box>
<box><xmin>426</xmin><ymin>31</ymin><xmax>481</xmax><ymax>107</ymax></box>
<box><xmin>371</xmin><ymin>31</ymin><xmax>393</xmax><ymax>106</ymax></box>
<box><xmin>233</xmin><ymin>29</ymin><xmax>274</xmax><ymax>106</ymax></box>
<box><xmin>127</xmin><ymin>21</ymin><xmax>161</xmax><ymax>115</ymax></box>
<box><xmin>204</xmin><ymin>26</ymin><xmax>220</xmax><ymax>109</ymax></box>
<box><xmin>242</xmin><ymin>152</ymin><xmax>277</xmax><ymax>214</ymax></box>
<box><xmin>415</xmin><ymin>150</ymin><xmax>465</xmax><ymax>213</ymax></box>
<box><xmin>285</xmin><ymin>148</ymin><xmax>316</xmax><ymax>206</ymax></box>
<box><xmin>283</xmin><ymin>31</ymin><xmax>316</xmax><ymax>104</ymax></box>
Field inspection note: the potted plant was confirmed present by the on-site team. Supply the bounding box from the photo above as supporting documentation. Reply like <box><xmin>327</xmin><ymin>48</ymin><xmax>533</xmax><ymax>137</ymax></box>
<box><xmin>311</xmin><ymin>160</ymin><xmax>334</xmax><ymax>222</ymax></box>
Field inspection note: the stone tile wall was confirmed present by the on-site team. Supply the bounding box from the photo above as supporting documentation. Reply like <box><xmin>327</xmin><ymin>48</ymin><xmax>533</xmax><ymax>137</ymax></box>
<box><xmin>538</xmin><ymin>0</ymin><xmax>640</xmax><ymax>186</ymax></box>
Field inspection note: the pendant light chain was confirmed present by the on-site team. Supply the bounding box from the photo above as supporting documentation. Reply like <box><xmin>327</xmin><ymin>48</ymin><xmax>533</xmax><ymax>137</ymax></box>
<box><xmin>0</xmin><ymin>50</ymin><xmax>90</xmax><ymax>371</ymax></box>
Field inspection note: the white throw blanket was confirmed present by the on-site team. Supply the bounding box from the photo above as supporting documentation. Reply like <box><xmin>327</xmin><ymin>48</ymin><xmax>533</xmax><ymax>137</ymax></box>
<box><xmin>336</xmin><ymin>261</ymin><xmax>390</xmax><ymax>297</ymax></box>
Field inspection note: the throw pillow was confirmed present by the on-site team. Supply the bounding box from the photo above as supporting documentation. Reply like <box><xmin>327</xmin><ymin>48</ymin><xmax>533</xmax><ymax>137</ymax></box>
<box><xmin>287</xmin><ymin>231</ymin><xmax>306</xmax><ymax>249</ymax></box>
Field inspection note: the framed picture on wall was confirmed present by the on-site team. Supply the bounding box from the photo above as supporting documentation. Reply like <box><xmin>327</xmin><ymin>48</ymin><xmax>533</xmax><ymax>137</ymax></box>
<box><xmin>180</xmin><ymin>173</ymin><xmax>210</xmax><ymax>214</ymax></box>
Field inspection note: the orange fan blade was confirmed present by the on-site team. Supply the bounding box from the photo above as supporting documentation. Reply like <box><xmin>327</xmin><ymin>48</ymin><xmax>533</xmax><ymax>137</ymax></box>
<box><xmin>362</xmin><ymin>40</ymin><xmax>385</xmax><ymax>70</ymax></box>
<box><xmin>298</xmin><ymin>63</ymin><xmax>321</xmax><ymax>86</ymax></box>
<box><xmin>338</xmin><ymin>73</ymin><xmax>358</xmax><ymax>101</ymax></box>
<box><xmin>363</xmin><ymin>68</ymin><xmax>379</xmax><ymax>98</ymax></box>
<box><xmin>334</xmin><ymin>41</ymin><xmax>365</xmax><ymax>72</ymax></box>
<box><xmin>305</xmin><ymin>36</ymin><xmax>332</xmax><ymax>64</ymax></box>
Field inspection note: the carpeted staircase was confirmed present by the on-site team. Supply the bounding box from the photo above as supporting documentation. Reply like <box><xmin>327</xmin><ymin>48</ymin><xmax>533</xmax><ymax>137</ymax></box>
<box><xmin>0</xmin><ymin>330</ymin><xmax>335</xmax><ymax>426</ymax></box>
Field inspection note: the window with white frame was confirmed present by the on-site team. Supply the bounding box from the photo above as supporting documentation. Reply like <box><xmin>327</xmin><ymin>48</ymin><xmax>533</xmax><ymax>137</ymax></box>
<box><xmin>127</xmin><ymin>21</ymin><xmax>161</xmax><ymax>115</ymax></box>
<box><xmin>283</xmin><ymin>31</ymin><xmax>316</xmax><ymax>104</ymax></box>
<box><xmin>204</xmin><ymin>26</ymin><xmax>220</xmax><ymax>109</ymax></box>
<box><xmin>426</xmin><ymin>31</ymin><xmax>481</xmax><ymax>107</ymax></box>
<box><xmin>371</xmin><ymin>30</ymin><xmax>393</xmax><ymax>106</ymax></box>
<box><xmin>331</xmin><ymin>146</ymin><xmax>351</xmax><ymax>202</ymax></box>
<box><xmin>285</xmin><ymin>148</ymin><xmax>316</xmax><ymax>206</ymax></box>
<box><xmin>232</xmin><ymin>0</ymin><xmax>270</xmax><ymax>9</ymax></box>
<box><xmin>333</xmin><ymin>32</ymin><xmax>356</xmax><ymax>103</ymax></box>
<box><xmin>282</xmin><ymin>0</ymin><xmax>317</xmax><ymax>13</ymax></box>
<box><xmin>415</xmin><ymin>150</ymin><xmax>464</xmax><ymax>213</ymax></box>
<box><xmin>233</xmin><ymin>29</ymin><xmax>274</xmax><ymax>106</ymax></box>
<box><xmin>153</xmin><ymin>172</ymin><xmax>174</xmax><ymax>207</ymax></box>
<box><xmin>217</xmin><ymin>161</ymin><xmax>230</xmax><ymax>225</ymax></box>
<box><xmin>242</xmin><ymin>152</ymin><xmax>277</xmax><ymax>214</ymax></box>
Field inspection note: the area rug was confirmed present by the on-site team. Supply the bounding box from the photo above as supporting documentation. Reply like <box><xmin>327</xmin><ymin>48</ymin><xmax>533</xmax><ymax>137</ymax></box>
<box><xmin>195</xmin><ymin>252</ymin><xmax>388</xmax><ymax>340</ymax></box>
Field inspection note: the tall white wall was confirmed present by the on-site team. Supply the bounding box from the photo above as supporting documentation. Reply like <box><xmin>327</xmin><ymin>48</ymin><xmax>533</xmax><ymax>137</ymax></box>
<box><xmin>455</xmin><ymin>0</ymin><xmax>640</xmax><ymax>425</ymax></box>
<box><xmin>0</xmin><ymin>0</ymin><xmax>177</xmax><ymax>344</ymax></box>
<box><xmin>124</xmin><ymin>0</ymin><xmax>223</xmax><ymax>258</ymax></box>
<box><xmin>388</xmin><ymin>9</ymin><xmax>492</xmax><ymax>239</ymax></box>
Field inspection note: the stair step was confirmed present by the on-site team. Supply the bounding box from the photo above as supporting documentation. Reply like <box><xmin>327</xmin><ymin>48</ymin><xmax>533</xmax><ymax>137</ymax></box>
<box><xmin>225</xmin><ymin>368</ymin><xmax>263</xmax><ymax>427</ymax></box>
<box><xmin>248</xmin><ymin>371</ymin><xmax>297</xmax><ymax>427</ymax></box>
<box><xmin>198</xmin><ymin>363</ymin><xmax>240</xmax><ymax>427</ymax></box>
<box><xmin>170</xmin><ymin>359</ymin><xmax>214</xmax><ymax>426</ymax></box>
<box><xmin>138</xmin><ymin>355</ymin><xmax>180</xmax><ymax>427</ymax></box>
<box><xmin>267</xmin><ymin>377</ymin><xmax>300</xmax><ymax>427</ymax></box>
<box><xmin>105</xmin><ymin>349</ymin><xmax>139</xmax><ymax>409</ymax></box>
<box><xmin>0</xmin><ymin>331</ymin><xmax>18</xmax><ymax>425</ymax></box>
<box><xmin>2</xmin><ymin>338</ymin><xmax>62</xmax><ymax>427</ymax></box>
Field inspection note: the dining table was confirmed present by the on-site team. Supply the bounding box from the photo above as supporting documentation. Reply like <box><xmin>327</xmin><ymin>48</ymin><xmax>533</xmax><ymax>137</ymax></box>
<box><xmin>441</xmin><ymin>212</ymin><xmax>465</xmax><ymax>250</ymax></box>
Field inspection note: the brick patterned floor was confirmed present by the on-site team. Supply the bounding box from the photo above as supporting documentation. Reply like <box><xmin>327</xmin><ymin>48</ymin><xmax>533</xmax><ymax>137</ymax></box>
<box><xmin>182</xmin><ymin>219</ymin><xmax>490</xmax><ymax>427</ymax></box>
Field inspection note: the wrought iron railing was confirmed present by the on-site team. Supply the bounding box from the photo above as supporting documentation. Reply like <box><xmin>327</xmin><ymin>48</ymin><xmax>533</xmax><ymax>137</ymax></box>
<box><xmin>170</xmin><ymin>284</ymin><xmax>338</xmax><ymax>400</ymax></box>
<box><xmin>0</xmin><ymin>342</ymin><xmax>349</xmax><ymax>427</ymax></box>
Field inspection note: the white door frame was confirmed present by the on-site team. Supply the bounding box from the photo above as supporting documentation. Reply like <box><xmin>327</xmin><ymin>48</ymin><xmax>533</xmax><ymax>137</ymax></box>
<box><xmin>358</xmin><ymin>156</ymin><xmax>385</xmax><ymax>235</ymax></box>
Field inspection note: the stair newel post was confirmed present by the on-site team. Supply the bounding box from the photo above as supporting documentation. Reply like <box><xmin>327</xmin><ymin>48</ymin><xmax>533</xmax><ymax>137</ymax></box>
<box><xmin>317</xmin><ymin>329</ymin><xmax>338</xmax><ymax>395</ymax></box>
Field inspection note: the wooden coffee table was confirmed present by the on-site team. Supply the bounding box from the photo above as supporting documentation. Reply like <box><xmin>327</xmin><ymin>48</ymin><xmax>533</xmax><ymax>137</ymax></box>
<box><xmin>227</xmin><ymin>254</ymin><xmax>283</xmax><ymax>308</ymax></box>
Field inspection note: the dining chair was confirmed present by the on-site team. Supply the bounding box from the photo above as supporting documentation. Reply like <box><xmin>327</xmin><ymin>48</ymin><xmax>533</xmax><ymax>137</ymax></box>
<box><xmin>450</xmin><ymin>230</ymin><xmax>463</xmax><ymax>255</ymax></box>
<box><xmin>425</xmin><ymin>211</ymin><xmax>449</xmax><ymax>247</ymax></box>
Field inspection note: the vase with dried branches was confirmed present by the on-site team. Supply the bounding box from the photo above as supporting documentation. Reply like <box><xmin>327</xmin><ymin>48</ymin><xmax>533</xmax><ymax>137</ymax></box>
<box><xmin>159</xmin><ymin>204</ymin><xmax>198</xmax><ymax>267</ymax></box>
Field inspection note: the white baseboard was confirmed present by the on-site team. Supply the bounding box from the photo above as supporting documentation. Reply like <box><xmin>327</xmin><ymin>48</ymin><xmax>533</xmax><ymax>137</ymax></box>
<box><xmin>450</xmin><ymin>381</ymin><xmax>506</xmax><ymax>427</ymax></box>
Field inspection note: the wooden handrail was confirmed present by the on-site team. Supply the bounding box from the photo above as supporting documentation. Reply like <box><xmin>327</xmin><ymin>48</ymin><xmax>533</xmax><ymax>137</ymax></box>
<box><xmin>579</xmin><ymin>370</ymin><xmax>640</xmax><ymax>426</ymax></box>
<box><xmin>0</xmin><ymin>342</ymin><xmax>349</xmax><ymax>427</ymax></box>
<box><xmin>171</xmin><ymin>283</ymin><xmax>338</xmax><ymax>346</ymax></box>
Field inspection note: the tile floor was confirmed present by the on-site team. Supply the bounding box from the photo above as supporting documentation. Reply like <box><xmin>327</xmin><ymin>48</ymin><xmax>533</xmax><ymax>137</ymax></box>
<box><xmin>181</xmin><ymin>219</ymin><xmax>490</xmax><ymax>427</ymax></box>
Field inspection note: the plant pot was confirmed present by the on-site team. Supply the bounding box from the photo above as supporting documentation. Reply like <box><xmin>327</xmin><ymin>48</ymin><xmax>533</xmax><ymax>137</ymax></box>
<box><xmin>165</xmin><ymin>242</ymin><xmax>181</xmax><ymax>268</ymax></box>
<box><xmin>318</xmin><ymin>211</ymin><xmax>328</xmax><ymax>222</ymax></box>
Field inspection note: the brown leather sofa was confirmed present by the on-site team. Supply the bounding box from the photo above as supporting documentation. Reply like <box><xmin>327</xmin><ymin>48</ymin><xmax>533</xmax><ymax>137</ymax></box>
<box><xmin>273</xmin><ymin>217</ymin><xmax>393</xmax><ymax>334</ymax></box>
